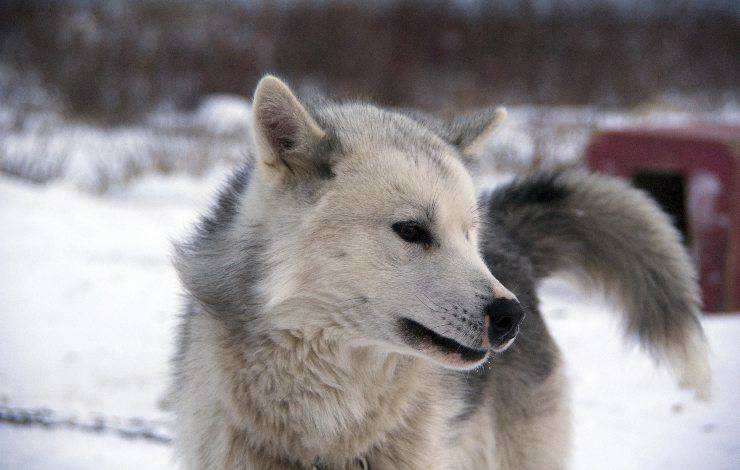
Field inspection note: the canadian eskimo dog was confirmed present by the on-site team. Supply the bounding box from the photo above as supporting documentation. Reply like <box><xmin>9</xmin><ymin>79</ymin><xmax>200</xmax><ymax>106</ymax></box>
<box><xmin>171</xmin><ymin>76</ymin><xmax>710</xmax><ymax>469</ymax></box>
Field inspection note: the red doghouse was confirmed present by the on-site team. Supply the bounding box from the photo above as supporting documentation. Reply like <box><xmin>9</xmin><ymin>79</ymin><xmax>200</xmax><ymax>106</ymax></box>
<box><xmin>586</xmin><ymin>124</ymin><xmax>739</xmax><ymax>313</ymax></box>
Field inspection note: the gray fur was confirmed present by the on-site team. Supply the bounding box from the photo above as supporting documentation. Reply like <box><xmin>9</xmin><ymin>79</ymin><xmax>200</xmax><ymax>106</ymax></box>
<box><xmin>487</xmin><ymin>172</ymin><xmax>710</xmax><ymax>399</ymax></box>
<box><xmin>402</xmin><ymin>107</ymin><xmax>507</xmax><ymax>161</ymax></box>
<box><xmin>170</xmin><ymin>76</ymin><xmax>710</xmax><ymax>469</ymax></box>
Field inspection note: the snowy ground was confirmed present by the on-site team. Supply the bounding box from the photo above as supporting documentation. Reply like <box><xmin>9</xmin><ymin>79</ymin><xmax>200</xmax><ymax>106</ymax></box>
<box><xmin>1</xmin><ymin>170</ymin><xmax>739</xmax><ymax>469</ymax></box>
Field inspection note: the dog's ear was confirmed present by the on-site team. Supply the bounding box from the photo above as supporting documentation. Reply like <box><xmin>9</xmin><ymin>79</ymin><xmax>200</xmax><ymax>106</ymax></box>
<box><xmin>252</xmin><ymin>75</ymin><xmax>328</xmax><ymax>182</ymax></box>
<box><xmin>445</xmin><ymin>107</ymin><xmax>507</xmax><ymax>162</ymax></box>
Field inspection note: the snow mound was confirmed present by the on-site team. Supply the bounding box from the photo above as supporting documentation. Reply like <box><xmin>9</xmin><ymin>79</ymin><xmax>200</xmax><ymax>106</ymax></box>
<box><xmin>0</xmin><ymin>96</ymin><xmax>252</xmax><ymax>193</ymax></box>
<box><xmin>193</xmin><ymin>94</ymin><xmax>252</xmax><ymax>135</ymax></box>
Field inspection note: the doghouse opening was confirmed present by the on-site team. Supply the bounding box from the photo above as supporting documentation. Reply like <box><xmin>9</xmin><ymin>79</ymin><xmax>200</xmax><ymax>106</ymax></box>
<box><xmin>632</xmin><ymin>171</ymin><xmax>690</xmax><ymax>245</ymax></box>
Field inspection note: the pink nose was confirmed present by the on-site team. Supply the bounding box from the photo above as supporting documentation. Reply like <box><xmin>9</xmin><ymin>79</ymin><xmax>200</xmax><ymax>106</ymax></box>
<box><xmin>490</xmin><ymin>279</ymin><xmax>516</xmax><ymax>301</ymax></box>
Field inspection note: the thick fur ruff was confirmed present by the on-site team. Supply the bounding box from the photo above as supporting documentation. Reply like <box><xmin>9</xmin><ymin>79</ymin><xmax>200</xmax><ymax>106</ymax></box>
<box><xmin>170</xmin><ymin>76</ymin><xmax>710</xmax><ymax>469</ymax></box>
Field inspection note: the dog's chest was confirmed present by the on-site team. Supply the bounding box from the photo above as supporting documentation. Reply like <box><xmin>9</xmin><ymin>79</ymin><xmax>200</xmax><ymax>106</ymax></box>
<box><xmin>234</xmin><ymin>341</ymin><xmax>444</xmax><ymax>464</ymax></box>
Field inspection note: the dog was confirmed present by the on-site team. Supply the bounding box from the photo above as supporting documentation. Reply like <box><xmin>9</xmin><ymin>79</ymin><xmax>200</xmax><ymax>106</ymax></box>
<box><xmin>170</xmin><ymin>76</ymin><xmax>710</xmax><ymax>469</ymax></box>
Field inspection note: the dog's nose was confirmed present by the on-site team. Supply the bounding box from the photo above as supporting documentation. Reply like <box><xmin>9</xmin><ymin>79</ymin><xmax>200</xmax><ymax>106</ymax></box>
<box><xmin>484</xmin><ymin>298</ymin><xmax>525</xmax><ymax>344</ymax></box>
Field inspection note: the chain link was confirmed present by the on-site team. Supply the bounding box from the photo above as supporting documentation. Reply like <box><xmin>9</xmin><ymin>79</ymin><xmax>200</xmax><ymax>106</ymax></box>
<box><xmin>0</xmin><ymin>405</ymin><xmax>172</xmax><ymax>444</ymax></box>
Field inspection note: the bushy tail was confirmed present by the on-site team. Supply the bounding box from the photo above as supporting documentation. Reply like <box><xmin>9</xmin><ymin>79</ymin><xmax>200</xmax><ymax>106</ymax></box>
<box><xmin>487</xmin><ymin>171</ymin><xmax>711</xmax><ymax>400</ymax></box>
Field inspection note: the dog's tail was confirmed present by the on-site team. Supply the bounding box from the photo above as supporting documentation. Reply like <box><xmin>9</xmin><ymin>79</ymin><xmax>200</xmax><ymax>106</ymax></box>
<box><xmin>486</xmin><ymin>171</ymin><xmax>710</xmax><ymax>399</ymax></box>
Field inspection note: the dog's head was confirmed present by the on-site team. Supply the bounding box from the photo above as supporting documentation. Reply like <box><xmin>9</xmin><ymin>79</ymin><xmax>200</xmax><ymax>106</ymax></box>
<box><xmin>246</xmin><ymin>76</ymin><xmax>524</xmax><ymax>370</ymax></box>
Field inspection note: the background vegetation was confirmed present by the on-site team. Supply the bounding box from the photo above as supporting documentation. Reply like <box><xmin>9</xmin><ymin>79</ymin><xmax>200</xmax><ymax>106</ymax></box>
<box><xmin>1</xmin><ymin>0</ymin><xmax>737</xmax><ymax>124</ymax></box>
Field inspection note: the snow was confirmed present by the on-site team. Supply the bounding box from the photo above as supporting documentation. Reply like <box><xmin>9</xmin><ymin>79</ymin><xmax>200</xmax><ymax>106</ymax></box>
<box><xmin>0</xmin><ymin>96</ymin><xmax>251</xmax><ymax>193</ymax></box>
<box><xmin>0</xmin><ymin>172</ymin><xmax>226</xmax><ymax>418</ymax></box>
<box><xmin>1</xmin><ymin>171</ymin><xmax>738</xmax><ymax>469</ymax></box>
<box><xmin>540</xmin><ymin>280</ymin><xmax>740</xmax><ymax>470</ymax></box>
<box><xmin>191</xmin><ymin>94</ymin><xmax>253</xmax><ymax>135</ymax></box>
<box><xmin>0</xmin><ymin>426</ymin><xmax>173</xmax><ymax>470</ymax></box>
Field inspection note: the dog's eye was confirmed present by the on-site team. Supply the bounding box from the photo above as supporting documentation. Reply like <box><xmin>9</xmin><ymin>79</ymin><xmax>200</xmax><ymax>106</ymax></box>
<box><xmin>392</xmin><ymin>221</ymin><xmax>432</xmax><ymax>248</ymax></box>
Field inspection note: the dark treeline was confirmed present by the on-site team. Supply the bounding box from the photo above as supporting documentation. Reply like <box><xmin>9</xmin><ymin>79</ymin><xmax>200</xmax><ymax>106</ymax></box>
<box><xmin>1</xmin><ymin>0</ymin><xmax>737</xmax><ymax>124</ymax></box>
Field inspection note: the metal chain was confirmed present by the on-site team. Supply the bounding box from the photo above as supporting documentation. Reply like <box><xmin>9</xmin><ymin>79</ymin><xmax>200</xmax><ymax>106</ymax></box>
<box><xmin>0</xmin><ymin>405</ymin><xmax>173</xmax><ymax>444</ymax></box>
<box><xmin>2</xmin><ymin>406</ymin><xmax>371</xmax><ymax>467</ymax></box>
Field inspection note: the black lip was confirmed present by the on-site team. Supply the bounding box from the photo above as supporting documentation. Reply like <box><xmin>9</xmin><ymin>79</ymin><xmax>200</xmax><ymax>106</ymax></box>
<box><xmin>400</xmin><ymin>318</ymin><xmax>488</xmax><ymax>362</ymax></box>
<box><xmin>491</xmin><ymin>325</ymin><xmax>520</xmax><ymax>352</ymax></box>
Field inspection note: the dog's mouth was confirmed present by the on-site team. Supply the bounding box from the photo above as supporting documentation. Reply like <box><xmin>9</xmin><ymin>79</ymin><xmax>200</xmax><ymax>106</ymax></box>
<box><xmin>399</xmin><ymin>318</ymin><xmax>489</xmax><ymax>369</ymax></box>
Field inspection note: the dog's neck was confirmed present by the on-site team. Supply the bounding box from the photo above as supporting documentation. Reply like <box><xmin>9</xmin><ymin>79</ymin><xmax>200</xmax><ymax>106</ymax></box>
<box><xmin>222</xmin><ymin>313</ymin><xmax>434</xmax><ymax>466</ymax></box>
